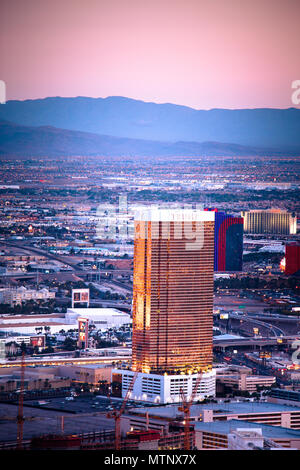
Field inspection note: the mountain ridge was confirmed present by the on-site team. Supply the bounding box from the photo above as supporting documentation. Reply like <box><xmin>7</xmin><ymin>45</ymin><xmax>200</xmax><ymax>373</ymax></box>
<box><xmin>0</xmin><ymin>96</ymin><xmax>300</xmax><ymax>147</ymax></box>
<box><xmin>1</xmin><ymin>119</ymin><xmax>299</xmax><ymax>158</ymax></box>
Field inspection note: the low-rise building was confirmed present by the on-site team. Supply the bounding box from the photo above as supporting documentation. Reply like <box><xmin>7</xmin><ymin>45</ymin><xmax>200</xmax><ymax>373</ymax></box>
<box><xmin>121</xmin><ymin>401</ymin><xmax>300</xmax><ymax>437</ymax></box>
<box><xmin>268</xmin><ymin>388</ymin><xmax>300</xmax><ymax>407</ymax></box>
<box><xmin>0</xmin><ymin>366</ymin><xmax>71</xmax><ymax>393</ymax></box>
<box><xmin>0</xmin><ymin>313</ymin><xmax>70</xmax><ymax>335</ymax></box>
<box><xmin>0</xmin><ymin>287</ymin><xmax>55</xmax><ymax>305</ymax></box>
<box><xmin>195</xmin><ymin>419</ymin><xmax>300</xmax><ymax>450</ymax></box>
<box><xmin>216</xmin><ymin>365</ymin><xmax>276</xmax><ymax>393</ymax></box>
<box><xmin>65</xmin><ymin>307</ymin><xmax>131</xmax><ymax>330</ymax></box>
<box><xmin>0</xmin><ymin>307</ymin><xmax>131</xmax><ymax>335</ymax></box>
<box><xmin>58</xmin><ymin>364</ymin><xmax>112</xmax><ymax>384</ymax></box>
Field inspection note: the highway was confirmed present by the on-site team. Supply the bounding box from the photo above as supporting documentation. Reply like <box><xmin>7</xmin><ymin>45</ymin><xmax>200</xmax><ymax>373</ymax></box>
<box><xmin>2</xmin><ymin>334</ymin><xmax>300</xmax><ymax>367</ymax></box>
<box><xmin>240</xmin><ymin>312</ymin><xmax>300</xmax><ymax>323</ymax></box>
<box><xmin>228</xmin><ymin>312</ymin><xmax>286</xmax><ymax>337</ymax></box>
<box><xmin>0</xmin><ymin>240</ymin><xmax>84</xmax><ymax>272</ymax></box>
<box><xmin>105</xmin><ymin>279</ymin><xmax>132</xmax><ymax>293</ymax></box>
<box><xmin>213</xmin><ymin>334</ymin><xmax>299</xmax><ymax>348</ymax></box>
<box><xmin>0</xmin><ymin>240</ymin><xmax>133</xmax><ymax>279</ymax></box>
<box><xmin>0</xmin><ymin>354</ymin><xmax>131</xmax><ymax>369</ymax></box>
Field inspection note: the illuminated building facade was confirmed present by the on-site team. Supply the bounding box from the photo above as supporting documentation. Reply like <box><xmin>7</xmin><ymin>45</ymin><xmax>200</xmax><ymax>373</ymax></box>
<box><xmin>113</xmin><ymin>209</ymin><xmax>216</xmax><ymax>403</ymax></box>
<box><xmin>285</xmin><ymin>242</ymin><xmax>300</xmax><ymax>276</ymax></box>
<box><xmin>213</xmin><ymin>211</ymin><xmax>243</xmax><ymax>272</ymax></box>
<box><xmin>77</xmin><ymin>317</ymin><xmax>89</xmax><ymax>349</ymax></box>
<box><xmin>241</xmin><ymin>209</ymin><xmax>297</xmax><ymax>235</ymax></box>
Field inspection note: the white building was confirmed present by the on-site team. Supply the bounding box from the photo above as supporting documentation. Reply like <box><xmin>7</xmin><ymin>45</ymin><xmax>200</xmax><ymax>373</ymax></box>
<box><xmin>112</xmin><ymin>369</ymin><xmax>216</xmax><ymax>404</ymax></box>
<box><xmin>2</xmin><ymin>334</ymin><xmax>45</xmax><ymax>346</ymax></box>
<box><xmin>0</xmin><ymin>307</ymin><xmax>131</xmax><ymax>335</ymax></box>
<box><xmin>65</xmin><ymin>307</ymin><xmax>131</xmax><ymax>330</ymax></box>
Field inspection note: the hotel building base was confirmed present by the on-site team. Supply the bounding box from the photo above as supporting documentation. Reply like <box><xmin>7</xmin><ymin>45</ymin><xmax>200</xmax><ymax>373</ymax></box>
<box><xmin>112</xmin><ymin>369</ymin><xmax>216</xmax><ymax>404</ymax></box>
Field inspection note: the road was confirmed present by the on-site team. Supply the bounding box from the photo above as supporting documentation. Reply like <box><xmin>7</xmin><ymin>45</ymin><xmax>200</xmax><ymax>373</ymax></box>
<box><xmin>0</xmin><ymin>240</ymin><xmax>84</xmax><ymax>271</ymax></box>
<box><xmin>213</xmin><ymin>335</ymin><xmax>299</xmax><ymax>348</ymax></box>
<box><xmin>0</xmin><ymin>240</ymin><xmax>133</xmax><ymax>279</ymax></box>
<box><xmin>0</xmin><ymin>354</ymin><xmax>131</xmax><ymax>369</ymax></box>
<box><xmin>228</xmin><ymin>312</ymin><xmax>286</xmax><ymax>337</ymax></box>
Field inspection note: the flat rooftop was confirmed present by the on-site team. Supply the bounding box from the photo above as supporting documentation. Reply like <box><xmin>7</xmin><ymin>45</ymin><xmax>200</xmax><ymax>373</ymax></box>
<box><xmin>195</xmin><ymin>419</ymin><xmax>300</xmax><ymax>439</ymax></box>
<box><xmin>67</xmin><ymin>308</ymin><xmax>129</xmax><ymax>317</ymax></box>
<box><xmin>0</xmin><ymin>314</ymin><xmax>64</xmax><ymax>320</ymax></box>
<box><xmin>64</xmin><ymin>364</ymin><xmax>111</xmax><ymax>369</ymax></box>
<box><xmin>0</xmin><ymin>322</ymin><xmax>67</xmax><ymax>328</ymax></box>
<box><xmin>129</xmin><ymin>401</ymin><xmax>300</xmax><ymax>419</ymax></box>
<box><xmin>0</xmin><ymin>401</ymin><xmax>114</xmax><ymax>443</ymax></box>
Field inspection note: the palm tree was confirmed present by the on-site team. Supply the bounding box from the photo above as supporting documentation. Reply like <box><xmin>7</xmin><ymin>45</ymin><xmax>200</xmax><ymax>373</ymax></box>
<box><xmin>20</xmin><ymin>341</ymin><xmax>26</xmax><ymax>354</ymax></box>
<box><xmin>44</xmin><ymin>379</ymin><xmax>50</xmax><ymax>389</ymax></box>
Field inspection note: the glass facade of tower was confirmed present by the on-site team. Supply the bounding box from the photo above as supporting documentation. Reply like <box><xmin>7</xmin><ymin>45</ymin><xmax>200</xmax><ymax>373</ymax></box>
<box><xmin>214</xmin><ymin>211</ymin><xmax>244</xmax><ymax>272</ymax></box>
<box><xmin>131</xmin><ymin>210</ymin><xmax>215</xmax><ymax>375</ymax></box>
<box><xmin>241</xmin><ymin>210</ymin><xmax>297</xmax><ymax>235</ymax></box>
<box><xmin>285</xmin><ymin>242</ymin><xmax>300</xmax><ymax>276</ymax></box>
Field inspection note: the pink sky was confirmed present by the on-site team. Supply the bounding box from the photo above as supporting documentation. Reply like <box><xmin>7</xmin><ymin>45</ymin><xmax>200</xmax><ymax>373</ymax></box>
<box><xmin>0</xmin><ymin>0</ymin><xmax>299</xmax><ymax>108</ymax></box>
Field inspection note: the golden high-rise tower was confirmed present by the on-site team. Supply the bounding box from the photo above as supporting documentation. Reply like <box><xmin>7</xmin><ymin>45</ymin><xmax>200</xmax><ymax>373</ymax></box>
<box><xmin>131</xmin><ymin>209</ymin><xmax>215</xmax><ymax>375</ymax></box>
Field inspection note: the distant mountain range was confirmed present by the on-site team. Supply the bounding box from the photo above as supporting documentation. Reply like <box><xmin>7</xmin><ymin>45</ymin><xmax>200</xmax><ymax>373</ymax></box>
<box><xmin>0</xmin><ymin>96</ymin><xmax>300</xmax><ymax>149</ymax></box>
<box><xmin>1</xmin><ymin>119</ymin><xmax>299</xmax><ymax>158</ymax></box>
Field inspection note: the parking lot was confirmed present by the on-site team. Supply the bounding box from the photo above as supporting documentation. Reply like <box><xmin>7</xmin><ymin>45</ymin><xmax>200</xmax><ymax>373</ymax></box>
<box><xmin>24</xmin><ymin>395</ymin><xmax>122</xmax><ymax>413</ymax></box>
<box><xmin>0</xmin><ymin>394</ymin><xmax>152</xmax><ymax>444</ymax></box>
<box><xmin>0</xmin><ymin>397</ymin><xmax>117</xmax><ymax>444</ymax></box>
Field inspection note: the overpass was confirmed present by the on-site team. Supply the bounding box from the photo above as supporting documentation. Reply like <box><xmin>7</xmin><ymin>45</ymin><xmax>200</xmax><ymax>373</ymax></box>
<box><xmin>0</xmin><ymin>241</ymin><xmax>134</xmax><ymax>280</ymax></box>
<box><xmin>215</xmin><ymin>310</ymin><xmax>300</xmax><ymax>324</ymax></box>
<box><xmin>241</xmin><ymin>312</ymin><xmax>300</xmax><ymax>324</ymax></box>
<box><xmin>213</xmin><ymin>335</ymin><xmax>299</xmax><ymax>349</ymax></box>
<box><xmin>0</xmin><ymin>240</ymin><xmax>84</xmax><ymax>272</ymax></box>
<box><xmin>229</xmin><ymin>312</ymin><xmax>286</xmax><ymax>337</ymax></box>
<box><xmin>216</xmin><ymin>311</ymin><xmax>298</xmax><ymax>338</ymax></box>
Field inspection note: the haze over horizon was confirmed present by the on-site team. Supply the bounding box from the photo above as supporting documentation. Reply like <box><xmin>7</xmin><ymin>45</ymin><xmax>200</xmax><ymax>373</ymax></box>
<box><xmin>1</xmin><ymin>0</ymin><xmax>300</xmax><ymax>109</ymax></box>
<box><xmin>4</xmin><ymin>94</ymin><xmax>300</xmax><ymax>111</ymax></box>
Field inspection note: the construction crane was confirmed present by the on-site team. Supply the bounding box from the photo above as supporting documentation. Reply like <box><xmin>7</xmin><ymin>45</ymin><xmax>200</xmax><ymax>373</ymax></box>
<box><xmin>16</xmin><ymin>351</ymin><xmax>26</xmax><ymax>450</ymax></box>
<box><xmin>107</xmin><ymin>370</ymin><xmax>138</xmax><ymax>450</ymax></box>
<box><xmin>178</xmin><ymin>372</ymin><xmax>203</xmax><ymax>451</ymax></box>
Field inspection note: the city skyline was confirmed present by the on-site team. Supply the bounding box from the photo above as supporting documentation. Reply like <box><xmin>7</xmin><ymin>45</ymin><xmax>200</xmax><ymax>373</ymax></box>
<box><xmin>0</xmin><ymin>153</ymin><xmax>299</xmax><ymax>449</ymax></box>
<box><xmin>0</xmin><ymin>0</ymin><xmax>299</xmax><ymax>454</ymax></box>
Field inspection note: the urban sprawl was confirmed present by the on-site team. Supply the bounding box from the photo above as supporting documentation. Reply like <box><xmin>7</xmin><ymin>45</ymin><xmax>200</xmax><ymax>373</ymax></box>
<box><xmin>0</xmin><ymin>154</ymin><xmax>300</xmax><ymax>451</ymax></box>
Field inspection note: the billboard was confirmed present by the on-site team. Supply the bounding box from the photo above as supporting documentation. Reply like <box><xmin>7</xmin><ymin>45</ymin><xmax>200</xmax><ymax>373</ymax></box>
<box><xmin>220</xmin><ymin>313</ymin><xmax>229</xmax><ymax>320</ymax></box>
<box><xmin>72</xmin><ymin>288</ymin><xmax>90</xmax><ymax>308</ymax></box>
<box><xmin>78</xmin><ymin>318</ymin><xmax>89</xmax><ymax>349</ymax></box>
<box><xmin>30</xmin><ymin>336</ymin><xmax>46</xmax><ymax>348</ymax></box>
